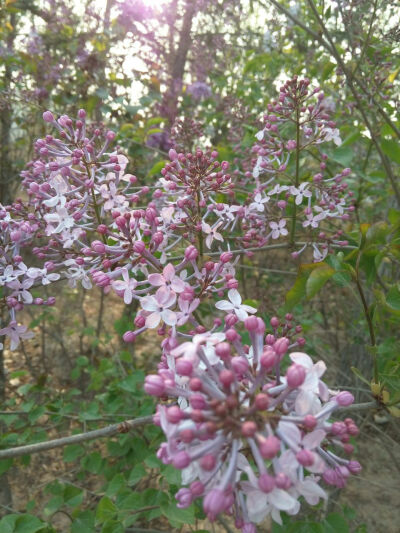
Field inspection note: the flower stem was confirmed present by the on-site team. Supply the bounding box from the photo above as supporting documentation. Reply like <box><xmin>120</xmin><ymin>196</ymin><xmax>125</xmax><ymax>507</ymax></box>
<box><xmin>290</xmin><ymin>105</ymin><xmax>300</xmax><ymax>246</ymax></box>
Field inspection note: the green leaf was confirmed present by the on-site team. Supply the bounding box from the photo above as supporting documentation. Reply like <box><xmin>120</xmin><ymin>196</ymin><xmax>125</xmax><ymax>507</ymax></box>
<box><xmin>148</xmin><ymin>160</ymin><xmax>166</xmax><ymax>176</ymax></box>
<box><xmin>63</xmin><ymin>485</ymin><xmax>84</xmax><ymax>507</ymax></box>
<box><xmin>381</xmin><ymin>138</ymin><xmax>400</xmax><ymax>164</ymax></box>
<box><xmin>323</xmin><ymin>513</ymin><xmax>350</xmax><ymax>533</ymax></box>
<box><xmin>340</xmin><ymin>130</ymin><xmax>361</xmax><ymax>147</ymax></box>
<box><xmin>0</xmin><ymin>458</ymin><xmax>13</xmax><ymax>476</ymax></box>
<box><xmin>306</xmin><ymin>263</ymin><xmax>335</xmax><ymax>299</ymax></box>
<box><xmin>161</xmin><ymin>503</ymin><xmax>195</xmax><ymax>526</ymax></box>
<box><xmin>331</xmin><ymin>146</ymin><xmax>353</xmax><ymax>166</ymax></box>
<box><xmin>127</xmin><ymin>464</ymin><xmax>146</xmax><ymax>486</ymax></box>
<box><xmin>95</xmin><ymin>497</ymin><xmax>118</xmax><ymax>524</ymax></box>
<box><xmin>105</xmin><ymin>473</ymin><xmax>125</xmax><ymax>497</ymax></box>
<box><xmin>14</xmin><ymin>515</ymin><xmax>49</xmax><ymax>533</ymax></box>
<box><xmin>351</xmin><ymin>367</ymin><xmax>370</xmax><ymax>386</ymax></box>
<box><xmin>285</xmin><ymin>263</ymin><xmax>320</xmax><ymax>309</ymax></box>
<box><xmin>386</xmin><ymin>286</ymin><xmax>400</xmax><ymax>311</ymax></box>
<box><xmin>63</xmin><ymin>444</ymin><xmax>85</xmax><ymax>462</ymax></box>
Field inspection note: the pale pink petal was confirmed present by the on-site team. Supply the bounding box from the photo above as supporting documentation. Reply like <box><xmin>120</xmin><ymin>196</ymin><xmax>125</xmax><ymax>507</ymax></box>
<box><xmin>289</xmin><ymin>352</ymin><xmax>313</xmax><ymax>368</ymax></box>
<box><xmin>294</xmin><ymin>390</ymin><xmax>314</xmax><ymax>415</ymax></box>
<box><xmin>148</xmin><ymin>273</ymin><xmax>165</xmax><ymax>287</ymax></box>
<box><xmin>163</xmin><ymin>263</ymin><xmax>175</xmax><ymax>282</ymax></box>
<box><xmin>145</xmin><ymin>312</ymin><xmax>161</xmax><ymax>329</ymax></box>
<box><xmin>228</xmin><ymin>289</ymin><xmax>241</xmax><ymax>306</ymax></box>
<box><xmin>234</xmin><ymin>307</ymin><xmax>248</xmax><ymax>321</ymax></box>
<box><xmin>215</xmin><ymin>301</ymin><xmax>234</xmax><ymax>311</ymax></box>
<box><xmin>141</xmin><ymin>296</ymin><xmax>158</xmax><ymax>312</ymax></box>
<box><xmin>161</xmin><ymin>309</ymin><xmax>177</xmax><ymax>326</ymax></box>
<box><xmin>303</xmin><ymin>429</ymin><xmax>325</xmax><ymax>449</ymax></box>
<box><xmin>269</xmin><ymin>488</ymin><xmax>298</xmax><ymax>511</ymax></box>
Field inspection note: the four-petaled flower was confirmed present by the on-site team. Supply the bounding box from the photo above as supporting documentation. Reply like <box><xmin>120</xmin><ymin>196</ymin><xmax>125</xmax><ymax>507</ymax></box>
<box><xmin>290</xmin><ymin>183</ymin><xmax>312</xmax><ymax>205</ymax></box>
<box><xmin>215</xmin><ymin>289</ymin><xmax>257</xmax><ymax>321</ymax></box>
<box><xmin>202</xmin><ymin>221</ymin><xmax>223</xmax><ymax>248</ymax></box>
<box><xmin>269</xmin><ymin>219</ymin><xmax>288</xmax><ymax>239</ymax></box>
<box><xmin>112</xmin><ymin>268</ymin><xmax>137</xmax><ymax>304</ymax></box>
<box><xmin>249</xmin><ymin>193</ymin><xmax>270</xmax><ymax>212</ymax></box>
<box><xmin>148</xmin><ymin>264</ymin><xmax>186</xmax><ymax>293</ymax></box>
<box><xmin>141</xmin><ymin>287</ymin><xmax>177</xmax><ymax>328</ymax></box>
<box><xmin>0</xmin><ymin>321</ymin><xmax>34</xmax><ymax>350</ymax></box>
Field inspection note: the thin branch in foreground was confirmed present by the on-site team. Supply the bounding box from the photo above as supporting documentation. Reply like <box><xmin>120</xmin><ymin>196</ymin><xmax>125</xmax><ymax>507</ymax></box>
<box><xmin>0</xmin><ymin>415</ymin><xmax>154</xmax><ymax>460</ymax></box>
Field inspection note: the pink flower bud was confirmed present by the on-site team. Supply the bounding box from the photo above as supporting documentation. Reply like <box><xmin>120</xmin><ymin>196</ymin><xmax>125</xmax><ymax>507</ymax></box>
<box><xmin>200</xmin><ymin>454</ymin><xmax>216</xmax><ymax>471</ymax></box>
<box><xmin>220</xmin><ymin>251</ymin><xmax>233</xmax><ymax>263</ymax></box>
<box><xmin>173</xmin><ymin>451</ymin><xmax>191</xmax><ymax>469</ymax></box>
<box><xmin>274</xmin><ymin>337</ymin><xmax>289</xmax><ymax>356</ymax></box>
<box><xmin>286</xmin><ymin>364</ymin><xmax>306</xmax><ymax>387</ymax></box>
<box><xmin>176</xmin><ymin>359</ymin><xmax>193</xmax><ymax>376</ymax></box>
<box><xmin>296</xmin><ymin>449</ymin><xmax>314</xmax><ymax>466</ymax></box>
<box><xmin>190</xmin><ymin>393</ymin><xmax>206</xmax><ymax>410</ymax></box>
<box><xmin>168</xmin><ymin>148</ymin><xmax>178</xmax><ymax>161</ymax></box>
<box><xmin>244</xmin><ymin>316</ymin><xmax>258</xmax><ymax>332</ymax></box>
<box><xmin>347</xmin><ymin>460</ymin><xmax>362</xmax><ymax>474</ymax></box>
<box><xmin>123</xmin><ymin>331</ymin><xmax>136</xmax><ymax>343</ymax></box>
<box><xmin>225</xmin><ymin>328</ymin><xmax>238</xmax><ymax>341</ymax></box>
<box><xmin>335</xmin><ymin>391</ymin><xmax>354</xmax><ymax>406</ymax></box>
<box><xmin>43</xmin><ymin>111</ymin><xmax>54</xmax><ymax>122</ymax></box>
<box><xmin>219</xmin><ymin>369</ymin><xmax>235</xmax><ymax>387</ymax></box>
<box><xmin>189</xmin><ymin>378</ymin><xmax>202</xmax><ymax>391</ymax></box>
<box><xmin>91</xmin><ymin>240</ymin><xmax>106</xmax><ymax>254</ymax></box>
<box><xmin>133</xmin><ymin>241</ymin><xmax>145</xmax><ymax>254</ymax></box>
<box><xmin>259</xmin><ymin>436</ymin><xmax>280</xmax><ymax>459</ymax></box>
<box><xmin>270</xmin><ymin>316</ymin><xmax>279</xmax><ymax>328</ymax></box>
<box><xmin>254</xmin><ymin>393</ymin><xmax>269</xmax><ymax>410</ymax></box>
<box><xmin>260</xmin><ymin>349</ymin><xmax>276</xmax><ymax>370</ymax></box>
<box><xmin>184</xmin><ymin>245</ymin><xmax>198</xmax><ymax>261</ymax></box>
<box><xmin>303</xmin><ymin>414</ymin><xmax>317</xmax><ymax>430</ymax></box>
<box><xmin>258</xmin><ymin>473</ymin><xmax>275</xmax><ymax>493</ymax></box>
<box><xmin>167</xmin><ymin>405</ymin><xmax>184</xmax><ymax>423</ymax></box>
<box><xmin>215</xmin><ymin>342</ymin><xmax>231</xmax><ymax>359</ymax></box>
<box><xmin>190</xmin><ymin>480</ymin><xmax>204</xmax><ymax>496</ymax></box>
<box><xmin>144</xmin><ymin>375</ymin><xmax>165</xmax><ymax>396</ymax></box>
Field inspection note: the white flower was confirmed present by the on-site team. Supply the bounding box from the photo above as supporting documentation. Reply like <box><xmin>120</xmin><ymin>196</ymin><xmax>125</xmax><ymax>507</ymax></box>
<box><xmin>321</xmin><ymin>127</ymin><xmax>342</xmax><ymax>146</ymax></box>
<box><xmin>112</xmin><ymin>268</ymin><xmax>137</xmax><ymax>304</ymax></box>
<box><xmin>269</xmin><ymin>219</ymin><xmax>288</xmax><ymax>239</ymax></box>
<box><xmin>215</xmin><ymin>289</ymin><xmax>257</xmax><ymax>321</ymax></box>
<box><xmin>44</xmin><ymin>207</ymin><xmax>74</xmax><ymax>234</ymax></box>
<box><xmin>202</xmin><ymin>221</ymin><xmax>224</xmax><ymax>249</ymax></box>
<box><xmin>249</xmin><ymin>193</ymin><xmax>270</xmax><ymax>212</ymax></box>
<box><xmin>290</xmin><ymin>183</ymin><xmax>312</xmax><ymax>205</ymax></box>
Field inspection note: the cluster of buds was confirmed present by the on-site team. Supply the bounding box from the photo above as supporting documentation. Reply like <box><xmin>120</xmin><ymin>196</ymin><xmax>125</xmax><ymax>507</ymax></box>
<box><xmin>146</xmin><ymin>316</ymin><xmax>360</xmax><ymax>530</ymax></box>
<box><xmin>0</xmin><ymin>92</ymin><xmax>362</xmax><ymax>529</ymax></box>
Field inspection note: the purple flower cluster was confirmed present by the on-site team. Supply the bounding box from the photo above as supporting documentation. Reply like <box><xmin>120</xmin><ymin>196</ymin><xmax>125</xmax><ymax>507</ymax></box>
<box><xmin>146</xmin><ymin>315</ymin><xmax>360</xmax><ymax>529</ymax></box>
<box><xmin>0</xmin><ymin>95</ymin><xmax>362</xmax><ymax>529</ymax></box>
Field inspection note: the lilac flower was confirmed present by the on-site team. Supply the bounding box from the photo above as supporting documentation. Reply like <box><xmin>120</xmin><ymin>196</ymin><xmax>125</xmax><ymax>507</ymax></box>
<box><xmin>112</xmin><ymin>268</ymin><xmax>137</xmax><ymax>304</ymax></box>
<box><xmin>141</xmin><ymin>286</ymin><xmax>177</xmax><ymax>328</ymax></box>
<box><xmin>7</xmin><ymin>278</ymin><xmax>34</xmax><ymax>304</ymax></box>
<box><xmin>176</xmin><ymin>297</ymin><xmax>200</xmax><ymax>326</ymax></box>
<box><xmin>215</xmin><ymin>289</ymin><xmax>257</xmax><ymax>321</ymax></box>
<box><xmin>44</xmin><ymin>206</ymin><xmax>74</xmax><ymax>234</ymax></box>
<box><xmin>146</xmin><ymin>317</ymin><xmax>360</xmax><ymax>528</ymax></box>
<box><xmin>290</xmin><ymin>183</ymin><xmax>312</xmax><ymax>205</ymax></box>
<box><xmin>269</xmin><ymin>219</ymin><xmax>288</xmax><ymax>239</ymax></box>
<box><xmin>249</xmin><ymin>193</ymin><xmax>270</xmax><ymax>212</ymax></box>
<box><xmin>202</xmin><ymin>221</ymin><xmax>224</xmax><ymax>248</ymax></box>
<box><xmin>148</xmin><ymin>263</ymin><xmax>186</xmax><ymax>294</ymax></box>
<box><xmin>0</xmin><ymin>321</ymin><xmax>34</xmax><ymax>350</ymax></box>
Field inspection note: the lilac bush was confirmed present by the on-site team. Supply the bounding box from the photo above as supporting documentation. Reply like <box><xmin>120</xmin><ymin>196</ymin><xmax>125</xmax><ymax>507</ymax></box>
<box><xmin>0</xmin><ymin>79</ymin><xmax>363</xmax><ymax>530</ymax></box>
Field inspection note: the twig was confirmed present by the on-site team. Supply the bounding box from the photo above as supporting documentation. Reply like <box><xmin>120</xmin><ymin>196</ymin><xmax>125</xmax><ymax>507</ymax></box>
<box><xmin>338</xmin><ymin>401</ymin><xmax>378</xmax><ymax>412</ymax></box>
<box><xmin>0</xmin><ymin>415</ymin><xmax>153</xmax><ymax>459</ymax></box>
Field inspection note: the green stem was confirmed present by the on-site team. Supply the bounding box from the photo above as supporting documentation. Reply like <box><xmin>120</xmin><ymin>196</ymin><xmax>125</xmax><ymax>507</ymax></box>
<box><xmin>290</xmin><ymin>106</ymin><xmax>300</xmax><ymax>246</ymax></box>
<box><xmin>355</xmin><ymin>250</ymin><xmax>378</xmax><ymax>383</ymax></box>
